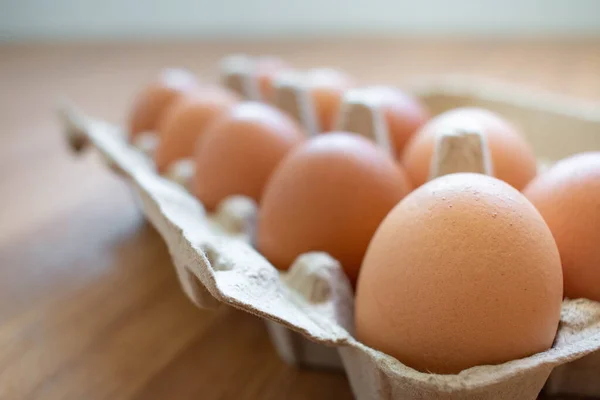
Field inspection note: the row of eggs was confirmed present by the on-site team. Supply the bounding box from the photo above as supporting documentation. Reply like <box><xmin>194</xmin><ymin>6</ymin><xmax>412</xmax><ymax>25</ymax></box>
<box><xmin>126</xmin><ymin>57</ymin><xmax>599</xmax><ymax>375</ymax></box>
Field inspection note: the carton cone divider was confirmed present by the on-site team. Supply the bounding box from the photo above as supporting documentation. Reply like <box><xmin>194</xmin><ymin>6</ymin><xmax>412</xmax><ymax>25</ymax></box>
<box><xmin>163</xmin><ymin>158</ymin><xmax>195</xmax><ymax>192</ymax></box>
<box><xmin>131</xmin><ymin>132</ymin><xmax>159</xmax><ymax>158</ymax></box>
<box><xmin>336</xmin><ymin>87</ymin><xmax>394</xmax><ymax>155</ymax></box>
<box><xmin>429</xmin><ymin>126</ymin><xmax>493</xmax><ymax>180</ymax></box>
<box><xmin>273</xmin><ymin>71</ymin><xmax>320</xmax><ymax>137</ymax></box>
<box><xmin>219</xmin><ymin>54</ymin><xmax>262</xmax><ymax>101</ymax></box>
<box><xmin>212</xmin><ymin>195</ymin><xmax>258</xmax><ymax>239</ymax></box>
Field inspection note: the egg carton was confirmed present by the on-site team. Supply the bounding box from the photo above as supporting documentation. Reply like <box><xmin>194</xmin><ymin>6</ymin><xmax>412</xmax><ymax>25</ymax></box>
<box><xmin>59</xmin><ymin>75</ymin><xmax>600</xmax><ymax>399</ymax></box>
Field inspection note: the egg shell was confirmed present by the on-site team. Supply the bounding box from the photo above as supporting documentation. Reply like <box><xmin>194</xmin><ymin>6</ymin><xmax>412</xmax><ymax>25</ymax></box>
<box><xmin>257</xmin><ymin>132</ymin><xmax>412</xmax><ymax>284</ymax></box>
<box><xmin>307</xmin><ymin>68</ymin><xmax>354</xmax><ymax>132</ymax></box>
<box><xmin>524</xmin><ymin>152</ymin><xmax>600</xmax><ymax>301</ymax></box>
<box><xmin>153</xmin><ymin>87</ymin><xmax>239</xmax><ymax>173</ymax></box>
<box><xmin>193</xmin><ymin>102</ymin><xmax>305</xmax><ymax>210</ymax></box>
<box><xmin>128</xmin><ymin>68</ymin><xmax>198</xmax><ymax>139</ymax></box>
<box><xmin>355</xmin><ymin>173</ymin><xmax>563</xmax><ymax>374</ymax></box>
<box><xmin>401</xmin><ymin>107</ymin><xmax>537</xmax><ymax>190</ymax></box>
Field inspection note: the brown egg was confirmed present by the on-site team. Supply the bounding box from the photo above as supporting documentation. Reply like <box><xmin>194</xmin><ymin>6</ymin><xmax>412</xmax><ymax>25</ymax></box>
<box><xmin>256</xmin><ymin>57</ymin><xmax>290</xmax><ymax>103</ymax></box>
<box><xmin>128</xmin><ymin>68</ymin><xmax>198</xmax><ymax>139</ymax></box>
<box><xmin>307</xmin><ymin>68</ymin><xmax>354</xmax><ymax>132</ymax></box>
<box><xmin>360</xmin><ymin>86</ymin><xmax>430</xmax><ymax>157</ymax></box>
<box><xmin>401</xmin><ymin>107</ymin><xmax>537</xmax><ymax>190</ymax></box>
<box><xmin>153</xmin><ymin>86</ymin><xmax>239</xmax><ymax>173</ymax></box>
<box><xmin>193</xmin><ymin>102</ymin><xmax>305</xmax><ymax>210</ymax></box>
<box><xmin>524</xmin><ymin>152</ymin><xmax>600</xmax><ymax>301</ymax></box>
<box><xmin>355</xmin><ymin>173</ymin><xmax>563</xmax><ymax>374</ymax></box>
<box><xmin>257</xmin><ymin>132</ymin><xmax>412</xmax><ymax>284</ymax></box>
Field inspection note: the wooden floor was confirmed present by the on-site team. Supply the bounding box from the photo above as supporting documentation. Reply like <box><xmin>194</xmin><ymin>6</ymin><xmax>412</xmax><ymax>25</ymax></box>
<box><xmin>1</xmin><ymin>39</ymin><xmax>599</xmax><ymax>400</ymax></box>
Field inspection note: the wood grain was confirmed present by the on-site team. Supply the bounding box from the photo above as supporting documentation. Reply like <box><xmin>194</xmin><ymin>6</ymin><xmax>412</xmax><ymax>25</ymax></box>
<box><xmin>1</xmin><ymin>39</ymin><xmax>599</xmax><ymax>400</ymax></box>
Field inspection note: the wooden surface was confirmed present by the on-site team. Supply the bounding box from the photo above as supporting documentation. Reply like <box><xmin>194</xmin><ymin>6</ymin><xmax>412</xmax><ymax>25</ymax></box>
<box><xmin>1</xmin><ymin>39</ymin><xmax>599</xmax><ymax>400</ymax></box>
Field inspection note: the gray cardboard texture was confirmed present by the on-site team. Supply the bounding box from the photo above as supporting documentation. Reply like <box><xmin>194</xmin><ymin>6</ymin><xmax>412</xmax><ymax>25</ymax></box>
<box><xmin>60</xmin><ymin>78</ymin><xmax>600</xmax><ymax>399</ymax></box>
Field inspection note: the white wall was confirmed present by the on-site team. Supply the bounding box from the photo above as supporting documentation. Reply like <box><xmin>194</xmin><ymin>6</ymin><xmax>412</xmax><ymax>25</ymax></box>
<box><xmin>2</xmin><ymin>0</ymin><xmax>600</xmax><ymax>41</ymax></box>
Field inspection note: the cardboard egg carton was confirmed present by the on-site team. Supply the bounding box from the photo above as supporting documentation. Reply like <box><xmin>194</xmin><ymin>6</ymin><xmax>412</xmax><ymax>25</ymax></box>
<box><xmin>59</xmin><ymin>66</ymin><xmax>600</xmax><ymax>399</ymax></box>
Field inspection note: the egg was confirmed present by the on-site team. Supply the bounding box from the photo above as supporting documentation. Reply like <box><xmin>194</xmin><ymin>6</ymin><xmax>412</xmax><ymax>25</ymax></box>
<box><xmin>307</xmin><ymin>68</ymin><xmax>354</xmax><ymax>132</ymax></box>
<box><xmin>358</xmin><ymin>86</ymin><xmax>430</xmax><ymax>157</ymax></box>
<box><xmin>355</xmin><ymin>173</ymin><xmax>563</xmax><ymax>374</ymax></box>
<box><xmin>523</xmin><ymin>152</ymin><xmax>600</xmax><ymax>301</ymax></box>
<box><xmin>256</xmin><ymin>57</ymin><xmax>290</xmax><ymax>103</ymax></box>
<box><xmin>257</xmin><ymin>132</ymin><xmax>412</xmax><ymax>284</ymax></box>
<box><xmin>128</xmin><ymin>68</ymin><xmax>198</xmax><ymax>139</ymax></box>
<box><xmin>153</xmin><ymin>86</ymin><xmax>238</xmax><ymax>173</ymax></box>
<box><xmin>193</xmin><ymin>102</ymin><xmax>305</xmax><ymax>210</ymax></box>
<box><xmin>401</xmin><ymin>107</ymin><xmax>537</xmax><ymax>190</ymax></box>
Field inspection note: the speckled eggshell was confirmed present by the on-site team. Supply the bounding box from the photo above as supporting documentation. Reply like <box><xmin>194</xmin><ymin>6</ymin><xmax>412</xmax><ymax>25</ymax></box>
<box><xmin>257</xmin><ymin>132</ymin><xmax>412</xmax><ymax>284</ymax></box>
<box><xmin>401</xmin><ymin>107</ymin><xmax>537</xmax><ymax>190</ymax></box>
<box><xmin>193</xmin><ymin>102</ymin><xmax>305</xmax><ymax>210</ymax></box>
<box><xmin>355</xmin><ymin>173</ymin><xmax>563</xmax><ymax>374</ymax></box>
<box><xmin>524</xmin><ymin>152</ymin><xmax>600</xmax><ymax>301</ymax></box>
<box><xmin>128</xmin><ymin>68</ymin><xmax>198</xmax><ymax>139</ymax></box>
<box><xmin>153</xmin><ymin>87</ymin><xmax>239</xmax><ymax>173</ymax></box>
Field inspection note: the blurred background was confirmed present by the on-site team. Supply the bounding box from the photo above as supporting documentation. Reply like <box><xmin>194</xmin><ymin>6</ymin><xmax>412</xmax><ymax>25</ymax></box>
<box><xmin>1</xmin><ymin>1</ymin><xmax>600</xmax><ymax>399</ymax></box>
<box><xmin>3</xmin><ymin>0</ymin><xmax>600</xmax><ymax>124</ymax></box>
<box><xmin>3</xmin><ymin>0</ymin><xmax>600</xmax><ymax>40</ymax></box>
